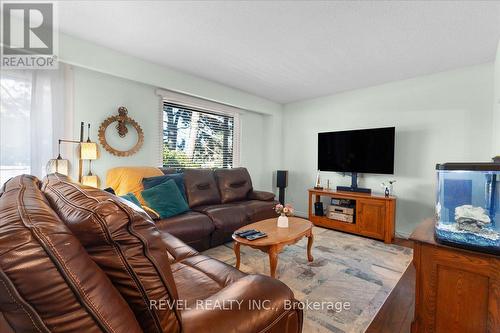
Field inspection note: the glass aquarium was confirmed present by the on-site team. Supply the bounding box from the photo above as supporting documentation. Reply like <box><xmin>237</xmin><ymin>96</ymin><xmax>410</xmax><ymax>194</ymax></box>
<box><xmin>435</xmin><ymin>163</ymin><xmax>499</xmax><ymax>255</ymax></box>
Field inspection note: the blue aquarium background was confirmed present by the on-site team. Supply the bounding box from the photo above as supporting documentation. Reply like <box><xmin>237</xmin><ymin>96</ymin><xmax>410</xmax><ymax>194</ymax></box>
<box><xmin>435</xmin><ymin>169</ymin><xmax>499</xmax><ymax>254</ymax></box>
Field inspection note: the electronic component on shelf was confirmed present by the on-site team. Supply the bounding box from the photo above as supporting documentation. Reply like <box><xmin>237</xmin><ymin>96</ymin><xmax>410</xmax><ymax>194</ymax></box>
<box><xmin>328</xmin><ymin>205</ymin><xmax>354</xmax><ymax>215</ymax></box>
<box><xmin>314</xmin><ymin>202</ymin><xmax>324</xmax><ymax>216</ymax></box>
<box><xmin>331</xmin><ymin>198</ymin><xmax>355</xmax><ymax>207</ymax></box>
<box><xmin>327</xmin><ymin>211</ymin><xmax>354</xmax><ymax>223</ymax></box>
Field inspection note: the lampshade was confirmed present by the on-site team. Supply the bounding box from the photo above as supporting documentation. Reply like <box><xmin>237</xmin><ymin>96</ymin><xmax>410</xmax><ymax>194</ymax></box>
<box><xmin>81</xmin><ymin>174</ymin><xmax>99</xmax><ymax>188</ymax></box>
<box><xmin>80</xmin><ymin>142</ymin><xmax>98</xmax><ymax>160</ymax></box>
<box><xmin>46</xmin><ymin>157</ymin><xmax>69</xmax><ymax>176</ymax></box>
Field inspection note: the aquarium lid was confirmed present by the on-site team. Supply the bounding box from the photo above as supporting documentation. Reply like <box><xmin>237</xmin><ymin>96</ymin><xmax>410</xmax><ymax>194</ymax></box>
<box><xmin>436</xmin><ymin>163</ymin><xmax>500</xmax><ymax>171</ymax></box>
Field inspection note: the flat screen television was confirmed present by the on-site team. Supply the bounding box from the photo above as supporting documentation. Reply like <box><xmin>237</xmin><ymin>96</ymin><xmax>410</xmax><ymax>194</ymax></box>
<box><xmin>318</xmin><ymin>127</ymin><xmax>395</xmax><ymax>174</ymax></box>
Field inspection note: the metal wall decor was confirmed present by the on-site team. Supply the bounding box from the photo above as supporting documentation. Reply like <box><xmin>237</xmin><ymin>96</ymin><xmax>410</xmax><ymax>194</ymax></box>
<box><xmin>98</xmin><ymin>106</ymin><xmax>144</xmax><ymax>157</ymax></box>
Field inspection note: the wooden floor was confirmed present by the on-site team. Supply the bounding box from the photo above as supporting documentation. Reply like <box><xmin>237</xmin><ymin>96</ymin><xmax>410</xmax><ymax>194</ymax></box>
<box><xmin>366</xmin><ymin>238</ymin><xmax>415</xmax><ymax>333</ymax></box>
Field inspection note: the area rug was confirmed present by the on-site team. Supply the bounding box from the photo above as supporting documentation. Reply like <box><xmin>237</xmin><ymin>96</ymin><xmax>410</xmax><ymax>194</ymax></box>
<box><xmin>203</xmin><ymin>226</ymin><xmax>413</xmax><ymax>333</ymax></box>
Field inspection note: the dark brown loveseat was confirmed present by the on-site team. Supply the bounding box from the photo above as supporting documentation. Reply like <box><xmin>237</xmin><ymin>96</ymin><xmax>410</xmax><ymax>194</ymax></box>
<box><xmin>0</xmin><ymin>174</ymin><xmax>303</xmax><ymax>333</ymax></box>
<box><xmin>137</xmin><ymin>167</ymin><xmax>279</xmax><ymax>251</ymax></box>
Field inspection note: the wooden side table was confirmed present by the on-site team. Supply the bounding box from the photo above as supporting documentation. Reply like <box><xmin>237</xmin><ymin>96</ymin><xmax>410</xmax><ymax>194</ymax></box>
<box><xmin>232</xmin><ymin>217</ymin><xmax>314</xmax><ymax>278</ymax></box>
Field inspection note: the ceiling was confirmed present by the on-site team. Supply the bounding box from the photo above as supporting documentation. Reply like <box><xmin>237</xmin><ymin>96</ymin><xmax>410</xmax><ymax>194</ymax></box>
<box><xmin>59</xmin><ymin>1</ymin><xmax>500</xmax><ymax>104</ymax></box>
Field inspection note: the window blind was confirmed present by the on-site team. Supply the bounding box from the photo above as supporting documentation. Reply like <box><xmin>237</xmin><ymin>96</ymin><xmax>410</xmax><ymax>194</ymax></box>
<box><xmin>162</xmin><ymin>102</ymin><xmax>236</xmax><ymax>169</ymax></box>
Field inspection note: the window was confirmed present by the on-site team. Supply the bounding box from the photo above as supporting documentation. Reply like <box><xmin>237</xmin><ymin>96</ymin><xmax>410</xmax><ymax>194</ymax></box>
<box><xmin>0</xmin><ymin>67</ymin><xmax>70</xmax><ymax>186</ymax></box>
<box><xmin>0</xmin><ymin>71</ymin><xmax>32</xmax><ymax>185</ymax></box>
<box><xmin>162</xmin><ymin>102</ymin><xmax>237</xmax><ymax>168</ymax></box>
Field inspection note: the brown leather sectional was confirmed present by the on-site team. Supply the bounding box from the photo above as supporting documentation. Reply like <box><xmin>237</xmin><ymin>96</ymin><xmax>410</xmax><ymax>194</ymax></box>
<box><xmin>153</xmin><ymin>167</ymin><xmax>279</xmax><ymax>251</ymax></box>
<box><xmin>0</xmin><ymin>174</ymin><xmax>303</xmax><ymax>333</ymax></box>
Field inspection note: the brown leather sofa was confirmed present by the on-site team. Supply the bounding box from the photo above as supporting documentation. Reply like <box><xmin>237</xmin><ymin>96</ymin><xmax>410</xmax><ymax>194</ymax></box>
<box><xmin>0</xmin><ymin>174</ymin><xmax>303</xmax><ymax>333</ymax></box>
<box><xmin>143</xmin><ymin>167</ymin><xmax>279</xmax><ymax>251</ymax></box>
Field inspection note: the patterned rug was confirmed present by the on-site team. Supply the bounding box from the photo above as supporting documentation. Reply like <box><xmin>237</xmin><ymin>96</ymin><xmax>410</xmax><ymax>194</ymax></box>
<box><xmin>203</xmin><ymin>226</ymin><xmax>413</xmax><ymax>333</ymax></box>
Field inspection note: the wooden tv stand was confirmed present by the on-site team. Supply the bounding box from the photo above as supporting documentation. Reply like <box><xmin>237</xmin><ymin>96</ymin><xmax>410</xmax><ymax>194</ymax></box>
<box><xmin>308</xmin><ymin>188</ymin><xmax>396</xmax><ymax>243</ymax></box>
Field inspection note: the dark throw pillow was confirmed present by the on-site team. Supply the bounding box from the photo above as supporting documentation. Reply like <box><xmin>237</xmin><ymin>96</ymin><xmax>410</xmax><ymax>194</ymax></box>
<box><xmin>120</xmin><ymin>192</ymin><xmax>142</xmax><ymax>207</ymax></box>
<box><xmin>142</xmin><ymin>173</ymin><xmax>187</xmax><ymax>200</ymax></box>
<box><xmin>142</xmin><ymin>179</ymin><xmax>189</xmax><ymax>218</ymax></box>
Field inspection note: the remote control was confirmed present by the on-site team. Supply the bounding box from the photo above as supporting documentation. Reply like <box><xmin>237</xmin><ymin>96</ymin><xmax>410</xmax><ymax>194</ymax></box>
<box><xmin>234</xmin><ymin>229</ymin><xmax>258</xmax><ymax>237</ymax></box>
<box><xmin>246</xmin><ymin>232</ymin><xmax>267</xmax><ymax>241</ymax></box>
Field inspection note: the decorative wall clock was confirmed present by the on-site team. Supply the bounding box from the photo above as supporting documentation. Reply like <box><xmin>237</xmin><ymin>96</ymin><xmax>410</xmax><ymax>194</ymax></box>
<box><xmin>98</xmin><ymin>106</ymin><xmax>144</xmax><ymax>157</ymax></box>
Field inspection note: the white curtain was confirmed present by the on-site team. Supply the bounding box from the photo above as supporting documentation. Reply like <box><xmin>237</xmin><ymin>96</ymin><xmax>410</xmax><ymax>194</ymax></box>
<box><xmin>0</xmin><ymin>64</ymin><xmax>73</xmax><ymax>184</ymax></box>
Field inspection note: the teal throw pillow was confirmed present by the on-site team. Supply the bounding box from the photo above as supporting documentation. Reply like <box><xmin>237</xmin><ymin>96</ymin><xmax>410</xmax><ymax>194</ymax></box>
<box><xmin>141</xmin><ymin>179</ymin><xmax>189</xmax><ymax>219</ymax></box>
<box><xmin>120</xmin><ymin>193</ymin><xmax>142</xmax><ymax>208</ymax></box>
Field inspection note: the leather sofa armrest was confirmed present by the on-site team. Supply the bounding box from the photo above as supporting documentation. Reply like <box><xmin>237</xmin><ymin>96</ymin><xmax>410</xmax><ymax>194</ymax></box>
<box><xmin>247</xmin><ymin>190</ymin><xmax>275</xmax><ymax>201</ymax></box>
<box><xmin>182</xmin><ymin>275</ymin><xmax>303</xmax><ymax>333</ymax></box>
<box><xmin>160</xmin><ymin>232</ymin><xmax>198</xmax><ymax>263</ymax></box>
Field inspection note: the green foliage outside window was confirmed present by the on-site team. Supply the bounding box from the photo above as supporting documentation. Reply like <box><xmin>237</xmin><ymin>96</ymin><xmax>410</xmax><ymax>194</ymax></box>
<box><xmin>162</xmin><ymin>146</ymin><xmax>201</xmax><ymax>168</ymax></box>
<box><xmin>162</xmin><ymin>104</ymin><xmax>234</xmax><ymax>169</ymax></box>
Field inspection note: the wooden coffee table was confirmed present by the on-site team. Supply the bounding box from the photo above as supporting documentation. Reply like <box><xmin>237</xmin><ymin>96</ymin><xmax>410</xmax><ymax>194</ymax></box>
<box><xmin>232</xmin><ymin>217</ymin><xmax>314</xmax><ymax>278</ymax></box>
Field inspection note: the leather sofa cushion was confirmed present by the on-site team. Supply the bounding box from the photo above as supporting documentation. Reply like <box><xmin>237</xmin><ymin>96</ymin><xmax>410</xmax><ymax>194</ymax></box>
<box><xmin>181</xmin><ymin>274</ymin><xmax>300</xmax><ymax>333</ymax></box>
<box><xmin>160</xmin><ymin>232</ymin><xmax>199</xmax><ymax>263</ymax></box>
<box><xmin>184</xmin><ymin>169</ymin><xmax>221</xmax><ymax>207</ymax></box>
<box><xmin>239</xmin><ymin>200</ymin><xmax>279</xmax><ymax>223</ymax></box>
<box><xmin>215</xmin><ymin>168</ymin><xmax>253</xmax><ymax>203</ymax></box>
<box><xmin>42</xmin><ymin>173</ymin><xmax>181</xmax><ymax>333</ymax></box>
<box><xmin>0</xmin><ymin>312</ymin><xmax>17</xmax><ymax>333</ymax></box>
<box><xmin>171</xmin><ymin>255</ymin><xmax>246</xmax><ymax>307</ymax></box>
<box><xmin>0</xmin><ymin>175</ymin><xmax>142</xmax><ymax>333</ymax></box>
<box><xmin>193</xmin><ymin>204</ymin><xmax>249</xmax><ymax>232</ymax></box>
<box><xmin>0</xmin><ymin>270</ymin><xmax>50</xmax><ymax>333</ymax></box>
<box><xmin>248</xmin><ymin>190</ymin><xmax>276</xmax><ymax>201</ymax></box>
<box><xmin>155</xmin><ymin>211</ymin><xmax>214</xmax><ymax>245</ymax></box>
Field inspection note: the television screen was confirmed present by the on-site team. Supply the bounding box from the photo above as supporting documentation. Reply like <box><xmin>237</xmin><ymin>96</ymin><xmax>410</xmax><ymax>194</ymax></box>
<box><xmin>318</xmin><ymin>127</ymin><xmax>395</xmax><ymax>174</ymax></box>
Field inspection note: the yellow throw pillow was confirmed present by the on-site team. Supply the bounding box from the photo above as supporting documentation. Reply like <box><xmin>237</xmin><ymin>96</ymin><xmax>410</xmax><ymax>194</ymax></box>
<box><xmin>106</xmin><ymin>167</ymin><xmax>163</xmax><ymax>205</ymax></box>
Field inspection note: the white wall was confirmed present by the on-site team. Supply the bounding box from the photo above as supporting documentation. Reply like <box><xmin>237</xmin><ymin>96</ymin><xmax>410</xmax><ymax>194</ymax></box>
<box><xmin>60</xmin><ymin>34</ymin><xmax>283</xmax><ymax>192</ymax></box>
<box><xmin>282</xmin><ymin>64</ymin><xmax>495</xmax><ymax>236</ymax></box>
<box><xmin>61</xmin><ymin>33</ymin><xmax>497</xmax><ymax>236</ymax></box>
<box><xmin>72</xmin><ymin>67</ymin><xmax>159</xmax><ymax>182</ymax></box>
<box><xmin>72</xmin><ymin>66</ymin><xmax>274</xmax><ymax>190</ymax></box>
<box><xmin>494</xmin><ymin>40</ymin><xmax>500</xmax><ymax>156</ymax></box>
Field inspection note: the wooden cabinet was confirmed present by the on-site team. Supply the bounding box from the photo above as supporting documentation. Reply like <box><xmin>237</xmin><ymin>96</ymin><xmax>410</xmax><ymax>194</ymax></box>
<box><xmin>357</xmin><ymin>199</ymin><xmax>386</xmax><ymax>240</ymax></box>
<box><xmin>410</xmin><ymin>219</ymin><xmax>499</xmax><ymax>333</ymax></box>
<box><xmin>308</xmin><ymin>189</ymin><xmax>396</xmax><ymax>243</ymax></box>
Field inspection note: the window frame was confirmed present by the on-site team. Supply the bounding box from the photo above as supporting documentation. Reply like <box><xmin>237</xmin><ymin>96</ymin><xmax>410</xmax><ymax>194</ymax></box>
<box><xmin>156</xmin><ymin>89</ymin><xmax>241</xmax><ymax>169</ymax></box>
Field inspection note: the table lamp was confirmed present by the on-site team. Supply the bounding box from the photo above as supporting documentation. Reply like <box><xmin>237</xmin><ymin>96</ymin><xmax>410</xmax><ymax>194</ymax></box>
<box><xmin>82</xmin><ymin>162</ymin><xmax>99</xmax><ymax>187</ymax></box>
<box><xmin>46</xmin><ymin>152</ymin><xmax>69</xmax><ymax>175</ymax></box>
<box><xmin>80</xmin><ymin>142</ymin><xmax>98</xmax><ymax>160</ymax></box>
<box><xmin>46</xmin><ymin>122</ymin><xmax>100</xmax><ymax>186</ymax></box>
<box><xmin>80</xmin><ymin>124</ymin><xmax>100</xmax><ymax>187</ymax></box>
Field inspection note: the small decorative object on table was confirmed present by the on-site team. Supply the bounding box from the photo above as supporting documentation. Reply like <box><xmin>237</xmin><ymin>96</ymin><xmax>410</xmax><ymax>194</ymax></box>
<box><xmin>381</xmin><ymin>180</ymin><xmax>396</xmax><ymax>197</ymax></box>
<box><xmin>275</xmin><ymin>203</ymin><xmax>294</xmax><ymax>228</ymax></box>
<box><xmin>314</xmin><ymin>170</ymin><xmax>323</xmax><ymax>189</ymax></box>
